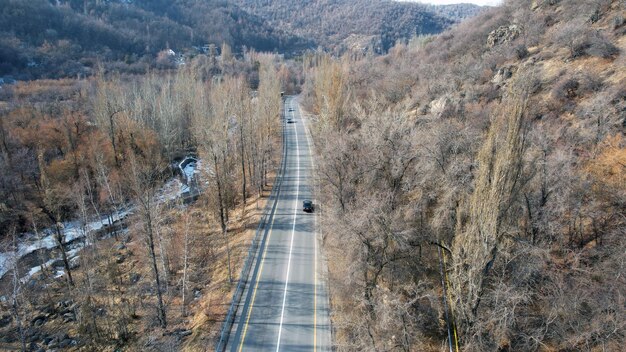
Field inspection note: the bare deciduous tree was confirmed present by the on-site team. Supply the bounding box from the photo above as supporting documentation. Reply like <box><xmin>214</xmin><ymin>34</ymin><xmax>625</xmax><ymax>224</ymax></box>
<box><xmin>449</xmin><ymin>90</ymin><xmax>528</xmax><ymax>338</ymax></box>
<box><xmin>123</xmin><ymin>127</ymin><xmax>168</xmax><ymax>328</ymax></box>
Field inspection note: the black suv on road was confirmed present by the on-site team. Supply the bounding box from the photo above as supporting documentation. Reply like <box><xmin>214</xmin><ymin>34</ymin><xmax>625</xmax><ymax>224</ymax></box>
<box><xmin>303</xmin><ymin>200</ymin><xmax>314</xmax><ymax>213</ymax></box>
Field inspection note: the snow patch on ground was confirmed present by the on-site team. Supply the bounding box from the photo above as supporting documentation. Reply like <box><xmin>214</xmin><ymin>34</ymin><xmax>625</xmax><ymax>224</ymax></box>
<box><xmin>183</xmin><ymin>162</ymin><xmax>197</xmax><ymax>182</ymax></box>
<box><xmin>0</xmin><ymin>209</ymin><xmax>131</xmax><ymax>279</ymax></box>
<box><xmin>1</xmin><ymin>157</ymin><xmax>202</xmax><ymax>282</ymax></box>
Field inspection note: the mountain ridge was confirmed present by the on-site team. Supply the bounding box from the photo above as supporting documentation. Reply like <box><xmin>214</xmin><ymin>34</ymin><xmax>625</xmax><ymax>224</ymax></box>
<box><xmin>232</xmin><ymin>0</ymin><xmax>483</xmax><ymax>52</ymax></box>
<box><xmin>0</xmin><ymin>0</ymin><xmax>482</xmax><ymax>79</ymax></box>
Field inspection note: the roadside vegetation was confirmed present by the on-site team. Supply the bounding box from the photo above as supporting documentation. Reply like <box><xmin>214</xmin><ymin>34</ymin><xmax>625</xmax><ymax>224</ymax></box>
<box><xmin>0</xmin><ymin>51</ymin><xmax>286</xmax><ymax>350</ymax></box>
<box><xmin>304</xmin><ymin>0</ymin><xmax>625</xmax><ymax>350</ymax></box>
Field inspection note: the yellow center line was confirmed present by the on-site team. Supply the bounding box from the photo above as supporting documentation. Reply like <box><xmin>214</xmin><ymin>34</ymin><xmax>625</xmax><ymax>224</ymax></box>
<box><xmin>237</xmin><ymin>180</ymin><xmax>279</xmax><ymax>352</ymax></box>
<box><xmin>442</xmin><ymin>249</ymin><xmax>460</xmax><ymax>352</ymax></box>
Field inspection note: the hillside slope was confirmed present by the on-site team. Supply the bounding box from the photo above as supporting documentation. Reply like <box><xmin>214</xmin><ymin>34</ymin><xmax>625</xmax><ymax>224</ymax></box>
<box><xmin>0</xmin><ymin>0</ymin><xmax>311</xmax><ymax>79</ymax></box>
<box><xmin>232</xmin><ymin>0</ymin><xmax>482</xmax><ymax>52</ymax></box>
<box><xmin>305</xmin><ymin>0</ymin><xmax>625</xmax><ymax>350</ymax></box>
<box><xmin>0</xmin><ymin>0</ymin><xmax>482</xmax><ymax>80</ymax></box>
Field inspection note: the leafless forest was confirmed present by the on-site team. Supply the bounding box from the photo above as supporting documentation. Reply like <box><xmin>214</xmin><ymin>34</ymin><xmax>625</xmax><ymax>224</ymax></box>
<box><xmin>303</xmin><ymin>0</ymin><xmax>625</xmax><ymax>351</ymax></box>
<box><xmin>0</xmin><ymin>51</ymin><xmax>293</xmax><ymax>350</ymax></box>
<box><xmin>0</xmin><ymin>0</ymin><xmax>625</xmax><ymax>351</ymax></box>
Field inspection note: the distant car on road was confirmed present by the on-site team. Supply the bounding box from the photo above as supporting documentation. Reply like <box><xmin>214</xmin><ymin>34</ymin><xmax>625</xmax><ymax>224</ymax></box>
<box><xmin>287</xmin><ymin>119</ymin><xmax>295</xmax><ymax>123</ymax></box>
<box><xmin>288</xmin><ymin>108</ymin><xmax>294</xmax><ymax>112</ymax></box>
<box><xmin>303</xmin><ymin>200</ymin><xmax>314</xmax><ymax>212</ymax></box>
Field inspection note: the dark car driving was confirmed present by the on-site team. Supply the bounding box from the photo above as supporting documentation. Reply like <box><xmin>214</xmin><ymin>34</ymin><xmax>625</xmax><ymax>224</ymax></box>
<box><xmin>303</xmin><ymin>200</ymin><xmax>314</xmax><ymax>212</ymax></box>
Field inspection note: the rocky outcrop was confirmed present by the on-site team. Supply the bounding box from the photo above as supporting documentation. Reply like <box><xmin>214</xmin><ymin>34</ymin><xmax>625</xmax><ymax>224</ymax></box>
<box><xmin>491</xmin><ymin>65</ymin><xmax>518</xmax><ymax>85</ymax></box>
<box><xmin>430</xmin><ymin>96</ymin><xmax>452</xmax><ymax>118</ymax></box>
<box><xmin>429</xmin><ymin>95</ymin><xmax>464</xmax><ymax>118</ymax></box>
<box><xmin>487</xmin><ymin>25</ymin><xmax>521</xmax><ymax>47</ymax></box>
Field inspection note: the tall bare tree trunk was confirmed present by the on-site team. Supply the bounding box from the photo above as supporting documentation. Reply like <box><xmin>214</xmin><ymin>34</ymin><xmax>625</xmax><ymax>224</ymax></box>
<box><xmin>213</xmin><ymin>150</ymin><xmax>232</xmax><ymax>283</ymax></box>
<box><xmin>240</xmin><ymin>127</ymin><xmax>247</xmax><ymax>205</ymax></box>
<box><xmin>181</xmin><ymin>209</ymin><xmax>191</xmax><ymax>316</ymax></box>
<box><xmin>10</xmin><ymin>229</ymin><xmax>27</xmax><ymax>352</ymax></box>
<box><xmin>55</xmin><ymin>223</ymin><xmax>74</xmax><ymax>287</ymax></box>
<box><xmin>155</xmin><ymin>224</ymin><xmax>170</xmax><ymax>293</ymax></box>
<box><xmin>143</xmin><ymin>202</ymin><xmax>167</xmax><ymax>328</ymax></box>
<box><xmin>96</xmin><ymin>156</ymin><xmax>120</xmax><ymax>241</ymax></box>
<box><xmin>109</xmin><ymin>111</ymin><xmax>120</xmax><ymax>167</ymax></box>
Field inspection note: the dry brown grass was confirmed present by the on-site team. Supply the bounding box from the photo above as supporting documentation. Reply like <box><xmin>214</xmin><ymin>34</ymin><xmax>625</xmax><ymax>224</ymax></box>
<box><xmin>183</xmin><ymin>180</ymin><xmax>274</xmax><ymax>352</ymax></box>
<box><xmin>0</xmin><ymin>173</ymin><xmax>276</xmax><ymax>351</ymax></box>
<box><xmin>11</xmin><ymin>79</ymin><xmax>82</xmax><ymax>101</ymax></box>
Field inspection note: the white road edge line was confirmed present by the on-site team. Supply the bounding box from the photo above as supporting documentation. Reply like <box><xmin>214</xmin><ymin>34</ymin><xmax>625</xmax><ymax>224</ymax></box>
<box><xmin>276</xmin><ymin>99</ymin><xmax>299</xmax><ymax>351</ymax></box>
<box><xmin>301</xmin><ymin>100</ymin><xmax>319</xmax><ymax>351</ymax></box>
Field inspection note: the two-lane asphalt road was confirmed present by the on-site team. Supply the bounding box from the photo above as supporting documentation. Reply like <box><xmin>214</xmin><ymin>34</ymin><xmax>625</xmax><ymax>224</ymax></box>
<box><xmin>227</xmin><ymin>96</ymin><xmax>331</xmax><ymax>351</ymax></box>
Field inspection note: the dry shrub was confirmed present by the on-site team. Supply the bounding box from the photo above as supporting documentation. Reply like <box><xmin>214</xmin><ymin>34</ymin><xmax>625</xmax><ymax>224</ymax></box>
<box><xmin>552</xmin><ymin>76</ymin><xmax>579</xmax><ymax>101</ymax></box>
<box><xmin>585</xmin><ymin>33</ymin><xmax>620</xmax><ymax>59</ymax></box>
